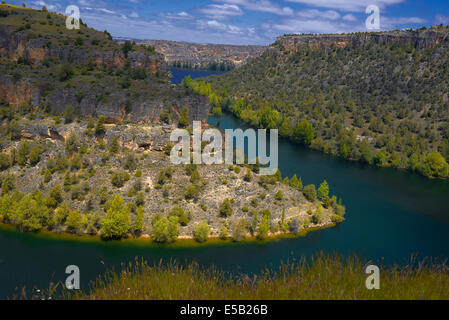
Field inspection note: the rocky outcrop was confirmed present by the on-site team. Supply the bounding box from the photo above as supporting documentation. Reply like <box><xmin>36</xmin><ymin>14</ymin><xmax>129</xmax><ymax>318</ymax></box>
<box><xmin>274</xmin><ymin>28</ymin><xmax>449</xmax><ymax>53</ymax></box>
<box><xmin>129</xmin><ymin>39</ymin><xmax>266</xmax><ymax>68</ymax></box>
<box><xmin>41</xmin><ymin>85</ymin><xmax>209</xmax><ymax>124</ymax></box>
<box><xmin>0</xmin><ymin>75</ymin><xmax>37</xmax><ymax>107</ymax></box>
<box><xmin>0</xmin><ymin>25</ymin><xmax>165</xmax><ymax>74</ymax></box>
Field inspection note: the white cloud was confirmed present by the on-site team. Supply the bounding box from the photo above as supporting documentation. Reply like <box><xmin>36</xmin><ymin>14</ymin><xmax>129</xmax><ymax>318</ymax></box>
<box><xmin>435</xmin><ymin>15</ymin><xmax>449</xmax><ymax>25</ymax></box>
<box><xmin>343</xmin><ymin>14</ymin><xmax>357</xmax><ymax>22</ymax></box>
<box><xmin>214</xmin><ymin>0</ymin><xmax>294</xmax><ymax>16</ymax></box>
<box><xmin>381</xmin><ymin>16</ymin><xmax>426</xmax><ymax>27</ymax></box>
<box><xmin>198</xmin><ymin>4</ymin><xmax>244</xmax><ymax>20</ymax></box>
<box><xmin>285</xmin><ymin>0</ymin><xmax>404</xmax><ymax>12</ymax></box>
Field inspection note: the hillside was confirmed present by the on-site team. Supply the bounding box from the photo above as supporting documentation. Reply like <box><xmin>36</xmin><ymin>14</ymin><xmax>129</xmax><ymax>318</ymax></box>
<box><xmin>0</xmin><ymin>3</ymin><xmax>209</xmax><ymax>123</ymax></box>
<box><xmin>196</xmin><ymin>26</ymin><xmax>449</xmax><ymax>179</ymax></box>
<box><xmin>131</xmin><ymin>39</ymin><xmax>266</xmax><ymax>71</ymax></box>
<box><xmin>0</xmin><ymin>4</ymin><xmax>344</xmax><ymax>243</ymax></box>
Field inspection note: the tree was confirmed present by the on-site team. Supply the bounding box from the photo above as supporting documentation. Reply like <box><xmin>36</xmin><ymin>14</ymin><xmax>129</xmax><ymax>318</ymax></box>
<box><xmin>257</xmin><ymin>210</ymin><xmax>271</xmax><ymax>240</ymax></box>
<box><xmin>185</xmin><ymin>184</ymin><xmax>199</xmax><ymax>200</ymax></box>
<box><xmin>122</xmin><ymin>41</ymin><xmax>133</xmax><ymax>58</ymax></box>
<box><xmin>65</xmin><ymin>210</ymin><xmax>83</xmax><ymax>234</ymax></box>
<box><xmin>133</xmin><ymin>206</ymin><xmax>144</xmax><ymax>235</ymax></box>
<box><xmin>294</xmin><ymin>120</ymin><xmax>314</xmax><ymax>146</ymax></box>
<box><xmin>275</xmin><ymin>190</ymin><xmax>283</xmax><ymax>201</ymax></box>
<box><xmin>421</xmin><ymin>151</ymin><xmax>449</xmax><ymax>178</ymax></box>
<box><xmin>289</xmin><ymin>174</ymin><xmax>302</xmax><ymax>190</ymax></box>
<box><xmin>169</xmin><ymin>206</ymin><xmax>190</xmax><ymax>226</ymax></box>
<box><xmin>152</xmin><ymin>216</ymin><xmax>179</xmax><ymax>243</ymax></box>
<box><xmin>375</xmin><ymin>151</ymin><xmax>386</xmax><ymax>165</ymax></box>
<box><xmin>48</xmin><ymin>185</ymin><xmax>63</xmax><ymax>208</ymax></box>
<box><xmin>64</xmin><ymin>105</ymin><xmax>76</xmax><ymax>123</ymax></box>
<box><xmin>110</xmin><ymin>136</ymin><xmax>120</xmax><ymax>153</ymax></box>
<box><xmin>65</xmin><ymin>132</ymin><xmax>80</xmax><ymax>154</ymax></box>
<box><xmin>0</xmin><ymin>193</ymin><xmax>14</xmax><ymax>223</ymax></box>
<box><xmin>303</xmin><ymin>184</ymin><xmax>317</xmax><ymax>202</ymax></box>
<box><xmin>193</xmin><ymin>221</ymin><xmax>210</xmax><ymax>243</ymax></box>
<box><xmin>95</xmin><ymin>116</ymin><xmax>106</xmax><ymax>135</ymax></box>
<box><xmin>360</xmin><ymin>140</ymin><xmax>373</xmax><ymax>164</ymax></box>
<box><xmin>219</xmin><ymin>225</ymin><xmax>229</xmax><ymax>240</ymax></box>
<box><xmin>219</xmin><ymin>198</ymin><xmax>233</xmax><ymax>217</ymax></box>
<box><xmin>58</xmin><ymin>63</ymin><xmax>73</xmax><ymax>81</ymax></box>
<box><xmin>17</xmin><ymin>142</ymin><xmax>29</xmax><ymax>166</ymax></box>
<box><xmin>231</xmin><ymin>218</ymin><xmax>247</xmax><ymax>242</ymax></box>
<box><xmin>28</xmin><ymin>147</ymin><xmax>41</xmax><ymax>165</ymax></box>
<box><xmin>178</xmin><ymin>107</ymin><xmax>189</xmax><ymax>128</ymax></box>
<box><xmin>15</xmin><ymin>191</ymin><xmax>50</xmax><ymax>231</ymax></box>
<box><xmin>317</xmin><ymin>180</ymin><xmax>329</xmax><ymax>201</ymax></box>
<box><xmin>260</xmin><ymin>106</ymin><xmax>279</xmax><ymax>129</ymax></box>
<box><xmin>111</xmin><ymin>171</ymin><xmax>130</xmax><ymax>188</ymax></box>
<box><xmin>86</xmin><ymin>116</ymin><xmax>95</xmax><ymax>135</ymax></box>
<box><xmin>312</xmin><ymin>205</ymin><xmax>323</xmax><ymax>224</ymax></box>
<box><xmin>100</xmin><ymin>195</ymin><xmax>131</xmax><ymax>239</ymax></box>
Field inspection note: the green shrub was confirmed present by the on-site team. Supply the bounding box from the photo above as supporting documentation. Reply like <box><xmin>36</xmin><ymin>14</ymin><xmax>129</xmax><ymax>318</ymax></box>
<box><xmin>193</xmin><ymin>221</ymin><xmax>210</xmax><ymax>243</ymax></box>
<box><xmin>111</xmin><ymin>171</ymin><xmax>130</xmax><ymax>188</ymax></box>
<box><xmin>303</xmin><ymin>184</ymin><xmax>317</xmax><ymax>202</ymax></box>
<box><xmin>219</xmin><ymin>198</ymin><xmax>233</xmax><ymax>217</ymax></box>
<box><xmin>152</xmin><ymin>216</ymin><xmax>179</xmax><ymax>243</ymax></box>
<box><xmin>100</xmin><ymin>195</ymin><xmax>131</xmax><ymax>240</ymax></box>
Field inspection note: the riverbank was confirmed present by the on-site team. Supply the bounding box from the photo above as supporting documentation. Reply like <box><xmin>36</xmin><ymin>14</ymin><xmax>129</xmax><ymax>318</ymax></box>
<box><xmin>70</xmin><ymin>254</ymin><xmax>449</xmax><ymax>300</ymax></box>
<box><xmin>0</xmin><ymin>221</ymin><xmax>336</xmax><ymax>248</ymax></box>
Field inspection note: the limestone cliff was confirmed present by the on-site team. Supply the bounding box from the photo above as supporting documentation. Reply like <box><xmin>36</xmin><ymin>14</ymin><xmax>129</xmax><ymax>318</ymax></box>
<box><xmin>274</xmin><ymin>28</ymin><xmax>449</xmax><ymax>53</ymax></box>
<box><xmin>131</xmin><ymin>39</ymin><xmax>266</xmax><ymax>69</ymax></box>
<box><xmin>0</xmin><ymin>25</ymin><xmax>165</xmax><ymax>74</ymax></box>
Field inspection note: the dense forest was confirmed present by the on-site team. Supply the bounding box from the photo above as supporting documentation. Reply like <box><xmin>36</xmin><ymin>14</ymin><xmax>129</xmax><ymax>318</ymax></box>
<box><xmin>188</xmin><ymin>26</ymin><xmax>449</xmax><ymax>179</ymax></box>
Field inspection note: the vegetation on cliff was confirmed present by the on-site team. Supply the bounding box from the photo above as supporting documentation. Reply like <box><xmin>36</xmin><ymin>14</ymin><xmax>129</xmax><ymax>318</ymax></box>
<box><xmin>192</xmin><ymin>26</ymin><xmax>449</xmax><ymax>179</ymax></box>
<box><xmin>0</xmin><ymin>3</ymin><xmax>208</xmax><ymax>123</ymax></box>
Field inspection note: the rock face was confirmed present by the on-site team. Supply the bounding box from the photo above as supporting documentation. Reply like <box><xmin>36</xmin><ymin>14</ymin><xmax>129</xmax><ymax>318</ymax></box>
<box><xmin>0</xmin><ymin>25</ymin><xmax>165</xmax><ymax>74</ymax></box>
<box><xmin>274</xmin><ymin>28</ymin><xmax>449</xmax><ymax>53</ymax></box>
<box><xmin>131</xmin><ymin>39</ymin><xmax>266</xmax><ymax>68</ymax></box>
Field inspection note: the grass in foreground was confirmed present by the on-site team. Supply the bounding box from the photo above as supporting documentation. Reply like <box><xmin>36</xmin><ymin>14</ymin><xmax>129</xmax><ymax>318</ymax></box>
<box><xmin>71</xmin><ymin>254</ymin><xmax>449</xmax><ymax>300</ymax></box>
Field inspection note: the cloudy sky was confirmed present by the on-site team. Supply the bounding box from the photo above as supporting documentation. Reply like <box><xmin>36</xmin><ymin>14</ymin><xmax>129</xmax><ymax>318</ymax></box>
<box><xmin>9</xmin><ymin>0</ymin><xmax>449</xmax><ymax>44</ymax></box>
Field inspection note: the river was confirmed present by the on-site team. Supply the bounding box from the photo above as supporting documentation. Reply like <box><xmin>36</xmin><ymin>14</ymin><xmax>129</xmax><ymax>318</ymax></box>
<box><xmin>0</xmin><ymin>69</ymin><xmax>448</xmax><ymax>299</ymax></box>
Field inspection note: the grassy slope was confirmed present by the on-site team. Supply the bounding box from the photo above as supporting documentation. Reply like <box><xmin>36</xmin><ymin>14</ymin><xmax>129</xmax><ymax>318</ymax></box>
<box><xmin>72</xmin><ymin>255</ymin><xmax>449</xmax><ymax>300</ymax></box>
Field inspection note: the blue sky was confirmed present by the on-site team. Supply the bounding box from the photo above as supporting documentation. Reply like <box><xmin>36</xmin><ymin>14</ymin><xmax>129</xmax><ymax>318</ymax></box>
<box><xmin>8</xmin><ymin>0</ymin><xmax>449</xmax><ymax>44</ymax></box>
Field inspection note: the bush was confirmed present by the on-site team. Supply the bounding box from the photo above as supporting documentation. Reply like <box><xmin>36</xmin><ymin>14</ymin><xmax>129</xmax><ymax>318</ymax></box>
<box><xmin>65</xmin><ymin>132</ymin><xmax>80</xmax><ymax>154</ymax></box>
<box><xmin>219</xmin><ymin>198</ymin><xmax>233</xmax><ymax>217</ymax></box>
<box><xmin>0</xmin><ymin>153</ymin><xmax>10</xmax><ymax>170</ymax></box>
<box><xmin>331</xmin><ymin>214</ymin><xmax>344</xmax><ymax>223</ymax></box>
<box><xmin>64</xmin><ymin>105</ymin><xmax>76</xmax><ymax>124</ymax></box>
<box><xmin>257</xmin><ymin>211</ymin><xmax>271</xmax><ymax>240</ymax></box>
<box><xmin>231</xmin><ymin>219</ymin><xmax>247</xmax><ymax>242</ymax></box>
<box><xmin>65</xmin><ymin>210</ymin><xmax>83</xmax><ymax>233</ymax></box>
<box><xmin>317</xmin><ymin>180</ymin><xmax>329</xmax><ymax>201</ymax></box>
<box><xmin>169</xmin><ymin>206</ymin><xmax>190</xmax><ymax>226</ymax></box>
<box><xmin>275</xmin><ymin>190</ymin><xmax>283</xmax><ymax>201</ymax></box>
<box><xmin>17</xmin><ymin>142</ymin><xmax>29</xmax><ymax>166</ymax></box>
<box><xmin>152</xmin><ymin>216</ymin><xmax>179</xmax><ymax>243</ymax></box>
<box><xmin>58</xmin><ymin>63</ymin><xmax>74</xmax><ymax>81</ymax></box>
<box><xmin>100</xmin><ymin>195</ymin><xmax>131</xmax><ymax>240</ymax></box>
<box><xmin>193</xmin><ymin>221</ymin><xmax>210</xmax><ymax>243</ymax></box>
<box><xmin>111</xmin><ymin>171</ymin><xmax>130</xmax><ymax>188</ymax></box>
<box><xmin>219</xmin><ymin>225</ymin><xmax>229</xmax><ymax>240</ymax></box>
<box><xmin>184</xmin><ymin>184</ymin><xmax>199</xmax><ymax>200</ymax></box>
<box><xmin>133</xmin><ymin>206</ymin><xmax>144</xmax><ymax>234</ymax></box>
<box><xmin>303</xmin><ymin>184</ymin><xmax>317</xmax><ymax>202</ymax></box>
